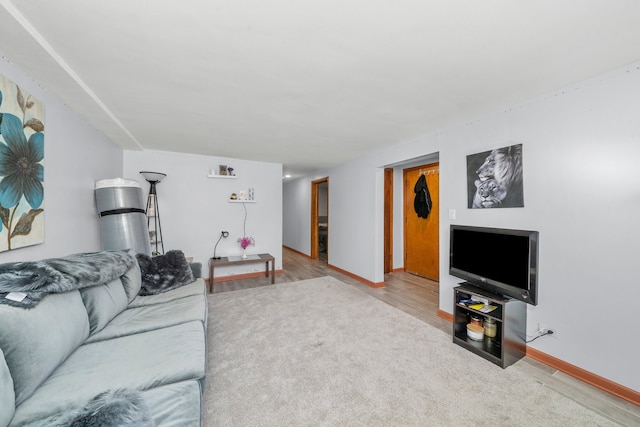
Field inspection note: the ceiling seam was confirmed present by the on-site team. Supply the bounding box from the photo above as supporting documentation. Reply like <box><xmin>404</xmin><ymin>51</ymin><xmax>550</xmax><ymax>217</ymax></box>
<box><xmin>0</xmin><ymin>0</ymin><xmax>145</xmax><ymax>150</ymax></box>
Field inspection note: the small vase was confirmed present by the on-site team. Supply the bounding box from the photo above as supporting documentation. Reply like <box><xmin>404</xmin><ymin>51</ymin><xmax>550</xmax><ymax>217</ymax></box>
<box><xmin>241</xmin><ymin>248</ymin><xmax>248</xmax><ymax>259</ymax></box>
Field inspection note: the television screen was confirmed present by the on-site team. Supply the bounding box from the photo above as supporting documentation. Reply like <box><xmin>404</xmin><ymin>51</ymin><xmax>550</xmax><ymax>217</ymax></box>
<box><xmin>450</xmin><ymin>225</ymin><xmax>538</xmax><ymax>305</ymax></box>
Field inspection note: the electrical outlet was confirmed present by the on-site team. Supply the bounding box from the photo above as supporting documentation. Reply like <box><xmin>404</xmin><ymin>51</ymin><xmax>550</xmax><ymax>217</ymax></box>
<box><xmin>538</xmin><ymin>323</ymin><xmax>557</xmax><ymax>339</ymax></box>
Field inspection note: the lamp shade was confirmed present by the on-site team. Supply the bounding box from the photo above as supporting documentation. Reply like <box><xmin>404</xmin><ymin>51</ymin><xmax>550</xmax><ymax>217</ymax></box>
<box><xmin>140</xmin><ymin>171</ymin><xmax>166</xmax><ymax>183</ymax></box>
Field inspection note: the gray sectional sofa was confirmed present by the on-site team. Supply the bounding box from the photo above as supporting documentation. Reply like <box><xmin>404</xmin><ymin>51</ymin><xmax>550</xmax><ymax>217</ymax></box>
<box><xmin>0</xmin><ymin>250</ymin><xmax>208</xmax><ymax>427</ymax></box>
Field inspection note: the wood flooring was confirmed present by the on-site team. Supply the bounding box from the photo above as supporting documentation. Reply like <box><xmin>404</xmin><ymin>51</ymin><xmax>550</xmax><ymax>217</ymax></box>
<box><xmin>211</xmin><ymin>247</ymin><xmax>640</xmax><ymax>426</ymax></box>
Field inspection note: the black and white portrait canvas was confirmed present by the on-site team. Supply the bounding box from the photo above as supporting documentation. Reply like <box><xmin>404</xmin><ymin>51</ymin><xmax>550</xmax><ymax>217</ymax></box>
<box><xmin>467</xmin><ymin>143</ymin><xmax>524</xmax><ymax>209</ymax></box>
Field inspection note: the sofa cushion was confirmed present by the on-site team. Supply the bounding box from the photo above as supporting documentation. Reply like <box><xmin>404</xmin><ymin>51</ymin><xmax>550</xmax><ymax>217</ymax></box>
<box><xmin>120</xmin><ymin>258</ymin><xmax>142</xmax><ymax>302</ymax></box>
<box><xmin>80</xmin><ymin>278</ymin><xmax>129</xmax><ymax>335</ymax></box>
<box><xmin>136</xmin><ymin>250</ymin><xmax>195</xmax><ymax>295</ymax></box>
<box><xmin>10</xmin><ymin>321</ymin><xmax>206</xmax><ymax>426</ymax></box>
<box><xmin>0</xmin><ymin>291</ymin><xmax>89</xmax><ymax>406</ymax></box>
<box><xmin>0</xmin><ymin>347</ymin><xmax>15</xmax><ymax>427</ymax></box>
<box><xmin>85</xmin><ymin>294</ymin><xmax>207</xmax><ymax>344</ymax></box>
<box><xmin>129</xmin><ymin>278</ymin><xmax>206</xmax><ymax>308</ymax></box>
<box><xmin>142</xmin><ymin>380</ymin><xmax>202</xmax><ymax>427</ymax></box>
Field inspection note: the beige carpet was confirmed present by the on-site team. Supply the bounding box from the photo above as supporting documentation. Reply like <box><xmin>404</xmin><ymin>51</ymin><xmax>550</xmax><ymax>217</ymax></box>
<box><xmin>204</xmin><ymin>276</ymin><xmax>617</xmax><ymax>426</ymax></box>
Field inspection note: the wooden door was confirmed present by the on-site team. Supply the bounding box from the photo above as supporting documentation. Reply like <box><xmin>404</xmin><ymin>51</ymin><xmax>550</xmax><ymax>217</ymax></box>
<box><xmin>404</xmin><ymin>163</ymin><xmax>439</xmax><ymax>280</ymax></box>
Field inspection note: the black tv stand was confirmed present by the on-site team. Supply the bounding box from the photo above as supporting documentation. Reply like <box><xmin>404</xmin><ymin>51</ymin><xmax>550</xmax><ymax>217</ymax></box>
<box><xmin>453</xmin><ymin>283</ymin><xmax>527</xmax><ymax>368</ymax></box>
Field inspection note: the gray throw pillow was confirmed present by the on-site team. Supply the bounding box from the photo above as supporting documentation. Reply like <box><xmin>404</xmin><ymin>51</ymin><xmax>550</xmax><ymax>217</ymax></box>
<box><xmin>136</xmin><ymin>250</ymin><xmax>195</xmax><ymax>296</ymax></box>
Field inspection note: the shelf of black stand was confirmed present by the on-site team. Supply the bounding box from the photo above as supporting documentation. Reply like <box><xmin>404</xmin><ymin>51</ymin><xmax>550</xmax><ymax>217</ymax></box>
<box><xmin>452</xmin><ymin>284</ymin><xmax>526</xmax><ymax>368</ymax></box>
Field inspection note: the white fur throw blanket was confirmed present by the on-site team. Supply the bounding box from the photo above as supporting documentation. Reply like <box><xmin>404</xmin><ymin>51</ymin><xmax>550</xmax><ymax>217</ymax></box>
<box><xmin>0</xmin><ymin>250</ymin><xmax>136</xmax><ymax>308</ymax></box>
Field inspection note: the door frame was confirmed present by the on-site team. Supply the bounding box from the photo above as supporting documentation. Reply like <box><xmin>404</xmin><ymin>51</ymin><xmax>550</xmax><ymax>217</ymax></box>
<box><xmin>384</xmin><ymin>168</ymin><xmax>393</xmax><ymax>274</ymax></box>
<box><xmin>310</xmin><ymin>177</ymin><xmax>328</xmax><ymax>259</ymax></box>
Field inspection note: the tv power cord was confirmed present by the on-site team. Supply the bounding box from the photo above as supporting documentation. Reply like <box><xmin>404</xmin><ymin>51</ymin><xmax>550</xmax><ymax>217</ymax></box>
<box><xmin>526</xmin><ymin>329</ymin><xmax>554</xmax><ymax>343</ymax></box>
<box><xmin>212</xmin><ymin>231</ymin><xmax>229</xmax><ymax>259</ymax></box>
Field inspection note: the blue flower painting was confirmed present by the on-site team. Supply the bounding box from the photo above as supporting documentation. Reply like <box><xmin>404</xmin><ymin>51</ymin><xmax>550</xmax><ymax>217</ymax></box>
<box><xmin>0</xmin><ymin>74</ymin><xmax>45</xmax><ymax>252</ymax></box>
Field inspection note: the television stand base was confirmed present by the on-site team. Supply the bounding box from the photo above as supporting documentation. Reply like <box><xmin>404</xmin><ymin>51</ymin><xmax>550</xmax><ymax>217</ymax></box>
<box><xmin>453</xmin><ymin>284</ymin><xmax>527</xmax><ymax>368</ymax></box>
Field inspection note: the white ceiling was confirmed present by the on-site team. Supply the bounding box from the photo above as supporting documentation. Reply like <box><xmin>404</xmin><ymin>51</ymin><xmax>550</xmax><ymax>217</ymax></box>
<box><xmin>2</xmin><ymin>1</ymin><xmax>640</xmax><ymax>177</ymax></box>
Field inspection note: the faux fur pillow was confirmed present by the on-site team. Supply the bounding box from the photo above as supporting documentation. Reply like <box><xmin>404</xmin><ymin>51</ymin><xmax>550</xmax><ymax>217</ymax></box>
<box><xmin>136</xmin><ymin>250</ymin><xmax>195</xmax><ymax>296</ymax></box>
<box><xmin>28</xmin><ymin>388</ymin><xmax>154</xmax><ymax>427</ymax></box>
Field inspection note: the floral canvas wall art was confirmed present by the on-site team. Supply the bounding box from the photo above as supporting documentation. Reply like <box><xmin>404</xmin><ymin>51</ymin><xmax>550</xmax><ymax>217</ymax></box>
<box><xmin>467</xmin><ymin>143</ymin><xmax>524</xmax><ymax>209</ymax></box>
<box><xmin>0</xmin><ymin>73</ymin><xmax>45</xmax><ymax>252</ymax></box>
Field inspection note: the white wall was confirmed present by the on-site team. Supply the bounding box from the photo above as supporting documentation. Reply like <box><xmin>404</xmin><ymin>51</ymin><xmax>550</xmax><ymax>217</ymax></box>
<box><xmin>282</xmin><ymin>62</ymin><xmax>640</xmax><ymax>392</ymax></box>
<box><xmin>123</xmin><ymin>150</ymin><xmax>282</xmax><ymax>276</ymax></box>
<box><xmin>436</xmin><ymin>64</ymin><xmax>640</xmax><ymax>392</ymax></box>
<box><xmin>0</xmin><ymin>56</ymin><xmax>123</xmax><ymax>263</ymax></box>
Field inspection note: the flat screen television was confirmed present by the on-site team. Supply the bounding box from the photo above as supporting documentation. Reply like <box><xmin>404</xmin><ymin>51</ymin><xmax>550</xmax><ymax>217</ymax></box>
<box><xmin>449</xmin><ymin>225</ymin><xmax>539</xmax><ymax>305</ymax></box>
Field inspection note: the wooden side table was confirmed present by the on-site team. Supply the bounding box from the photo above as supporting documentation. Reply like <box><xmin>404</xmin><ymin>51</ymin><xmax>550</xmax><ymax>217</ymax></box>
<box><xmin>208</xmin><ymin>253</ymin><xmax>275</xmax><ymax>293</ymax></box>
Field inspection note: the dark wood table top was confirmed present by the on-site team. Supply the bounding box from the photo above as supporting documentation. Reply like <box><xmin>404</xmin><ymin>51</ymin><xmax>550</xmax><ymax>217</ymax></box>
<box><xmin>209</xmin><ymin>253</ymin><xmax>274</xmax><ymax>266</ymax></box>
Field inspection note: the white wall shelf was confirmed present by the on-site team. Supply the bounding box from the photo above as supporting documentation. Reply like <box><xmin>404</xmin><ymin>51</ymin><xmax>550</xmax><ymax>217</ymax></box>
<box><xmin>208</xmin><ymin>174</ymin><xmax>237</xmax><ymax>179</ymax></box>
<box><xmin>229</xmin><ymin>200</ymin><xmax>256</xmax><ymax>203</ymax></box>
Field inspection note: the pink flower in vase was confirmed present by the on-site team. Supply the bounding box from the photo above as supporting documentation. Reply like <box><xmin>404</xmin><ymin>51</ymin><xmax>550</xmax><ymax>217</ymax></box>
<box><xmin>238</xmin><ymin>236</ymin><xmax>255</xmax><ymax>249</ymax></box>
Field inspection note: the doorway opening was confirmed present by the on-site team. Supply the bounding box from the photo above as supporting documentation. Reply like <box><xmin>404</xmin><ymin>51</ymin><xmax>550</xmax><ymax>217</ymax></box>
<box><xmin>311</xmin><ymin>177</ymin><xmax>329</xmax><ymax>261</ymax></box>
